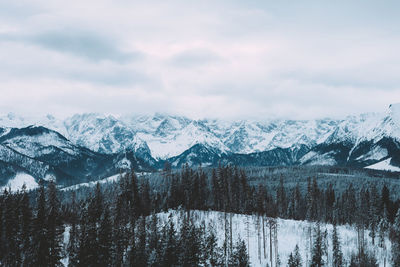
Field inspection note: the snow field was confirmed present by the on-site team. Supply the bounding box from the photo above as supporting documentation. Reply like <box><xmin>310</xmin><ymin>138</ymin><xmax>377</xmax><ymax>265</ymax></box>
<box><xmin>158</xmin><ymin>210</ymin><xmax>392</xmax><ymax>267</ymax></box>
<box><xmin>0</xmin><ymin>173</ymin><xmax>38</xmax><ymax>192</ymax></box>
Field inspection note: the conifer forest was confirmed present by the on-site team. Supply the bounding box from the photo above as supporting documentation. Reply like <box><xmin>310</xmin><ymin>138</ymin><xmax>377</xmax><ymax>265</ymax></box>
<box><xmin>2</xmin><ymin>165</ymin><xmax>400</xmax><ymax>266</ymax></box>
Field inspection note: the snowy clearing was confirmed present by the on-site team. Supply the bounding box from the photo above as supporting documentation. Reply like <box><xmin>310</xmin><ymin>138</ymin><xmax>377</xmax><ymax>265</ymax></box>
<box><xmin>158</xmin><ymin>210</ymin><xmax>391</xmax><ymax>267</ymax></box>
<box><xmin>0</xmin><ymin>173</ymin><xmax>38</xmax><ymax>192</ymax></box>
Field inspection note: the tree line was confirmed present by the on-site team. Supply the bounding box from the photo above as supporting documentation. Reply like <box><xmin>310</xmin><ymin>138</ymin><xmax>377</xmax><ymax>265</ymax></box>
<box><xmin>1</xmin><ymin>164</ymin><xmax>400</xmax><ymax>266</ymax></box>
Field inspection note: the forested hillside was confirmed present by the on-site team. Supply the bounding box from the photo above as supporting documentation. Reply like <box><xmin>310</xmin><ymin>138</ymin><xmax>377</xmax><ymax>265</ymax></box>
<box><xmin>1</xmin><ymin>165</ymin><xmax>400</xmax><ymax>266</ymax></box>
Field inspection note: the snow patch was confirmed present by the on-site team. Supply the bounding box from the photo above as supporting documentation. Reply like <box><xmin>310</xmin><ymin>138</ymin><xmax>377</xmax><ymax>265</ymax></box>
<box><xmin>365</xmin><ymin>158</ymin><xmax>400</xmax><ymax>172</ymax></box>
<box><xmin>0</xmin><ymin>173</ymin><xmax>38</xmax><ymax>191</ymax></box>
<box><xmin>116</xmin><ymin>157</ymin><xmax>131</xmax><ymax>170</ymax></box>
<box><xmin>159</xmin><ymin>210</ymin><xmax>391</xmax><ymax>267</ymax></box>
<box><xmin>44</xmin><ymin>173</ymin><xmax>56</xmax><ymax>181</ymax></box>
<box><xmin>299</xmin><ymin>151</ymin><xmax>337</xmax><ymax>166</ymax></box>
<box><xmin>61</xmin><ymin>173</ymin><xmax>123</xmax><ymax>191</ymax></box>
<box><xmin>356</xmin><ymin>146</ymin><xmax>388</xmax><ymax>161</ymax></box>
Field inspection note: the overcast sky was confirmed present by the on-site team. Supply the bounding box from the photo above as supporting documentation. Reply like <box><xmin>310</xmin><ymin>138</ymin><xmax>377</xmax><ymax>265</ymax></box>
<box><xmin>0</xmin><ymin>0</ymin><xmax>399</xmax><ymax>120</ymax></box>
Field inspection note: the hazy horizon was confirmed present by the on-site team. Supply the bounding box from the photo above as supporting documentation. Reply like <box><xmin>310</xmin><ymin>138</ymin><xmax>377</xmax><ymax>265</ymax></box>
<box><xmin>0</xmin><ymin>102</ymin><xmax>396</xmax><ymax>122</ymax></box>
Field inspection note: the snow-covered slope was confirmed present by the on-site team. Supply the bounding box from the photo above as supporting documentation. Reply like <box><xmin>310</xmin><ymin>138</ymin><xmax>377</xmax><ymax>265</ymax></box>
<box><xmin>0</xmin><ymin>113</ymin><xmax>67</xmax><ymax>136</ymax></box>
<box><xmin>299</xmin><ymin>104</ymin><xmax>400</xmax><ymax>168</ymax></box>
<box><xmin>366</xmin><ymin>158</ymin><xmax>400</xmax><ymax>172</ymax></box>
<box><xmin>1</xmin><ymin>104</ymin><xmax>400</xmax><ymax>171</ymax></box>
<box><xmin>0</xmin><ymin>173</ymin><xmax>38</xmax><ymax>192</ymax></box>
<box><xmin>119</xmin><ymin>115</ymin><xmax>339</xmax><ymax>159</ymax></box>
<box><xmin>158</xmin><ymin>210</ymin><xmax>391</xmax><ymax>267</ymax></box>
<box><xmin>0</xmin><ymin>112</ymin><xmax>339</xmax><ymax>159</ymax></box>
<box><xmin>0</xmin><ymin>125</ymin><xmax>142</xmax><ymax>187</ymax></box>
<box><xmin>63</xmin><ymin>113</ymin><xmax>138</xmax><ymax>154</ymax></box>
<box><xmin>61</xmin><ymin>173</ymin><xmax>122</xmax><ymax>191</ymax></box>
<box><xmin>0</xmin><ymin>126</ymin><xmax>78</xmax><ymax>158</ymax></box>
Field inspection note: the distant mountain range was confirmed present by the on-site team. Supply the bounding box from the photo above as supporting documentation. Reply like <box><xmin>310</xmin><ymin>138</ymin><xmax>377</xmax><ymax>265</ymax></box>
<box><xmin>1</xmin><ymin>104</ymin><xmax>400</xmax><ymax>188</ymax></box>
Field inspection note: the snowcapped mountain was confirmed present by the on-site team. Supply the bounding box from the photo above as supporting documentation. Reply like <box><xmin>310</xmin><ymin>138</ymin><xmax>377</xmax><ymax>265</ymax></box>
<box><xmin>0</xmin><ymin>112</ymin><xmax>340</xmax><ymax>160</ymax></box>
<box><xmin>63</xmin><ymin>113</ymin><xmax>137</xmax><ymax>154</ymax></box>
<box><xmin>0</xmin><ymin>110</ymin><xmax>340</xmax><ymax>161</ymax></box>
<box><xmin>301</xmin><ymin>104</ymin><xmax>400</xmax><ymax>168</ymax></box>
<box><xmin>213</xmin><ymin>119</ymin><xmax>338</xmax><ymax>154</ymax></box>
<box><xmin>0</xmin><ymin>125</ymin><xmax>154</xmax><ymax>188</ymax></box>
<box><xmin>1</xmin><ymin>103</ymin><xmax>400</xmax><ymax>188</ymax></box>
<box><xmin>119</xmin><ymin>114</ymin><xmax>229</xmax><ymax>159</ymax></box>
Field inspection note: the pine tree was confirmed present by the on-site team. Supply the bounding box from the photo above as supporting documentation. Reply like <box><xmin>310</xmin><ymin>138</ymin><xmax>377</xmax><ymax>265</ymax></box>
<box><xmin>306</xmin><ymin>178</ymin><xmax>313</xmax><ymax>221</ymax></box>
<box><xmin>3</xmin><ymin>190</ymin><xmax>20</xmax><ymax>266</ymax></box>
<box><xmin>98</xmin><ymin>206</ymin><xmax>112</xmax><ymax>267</ymax></box>
<box><xmin>392</xmin><ymin>209</ymin><xmax>400</xmax><ymax>266</ymax></box>
<box><xmin>134</xmin><ymin>215</ymin><xmax>148</xmax><ymax>267</ymax></box>
<box><xmin>199</xmin><ymin>167</ymin><xmax>208</xmax><ymax>209</ymax></box>
<box><xmin>112</xmin><ymin>195</ymin><xmax>126</xmax><ymax>267</ymax></box>
<box><xmin>0</xmin><ymin>191</ymin><xmax>4</xmax><ymax>260</ymax></box>
<box><xmin>332</xmin><ymin>224</ymin><xmax>342</xmax><ymax>267</ymax></box>
<box><xmin>68</xmin><ymin>192</ymin><xmax>79</xmax><ymax>267</ymax></box>
<box><xmin>378</xmin><ymin>210</ymin><xmax>389</xmax><ymax>267</ymax></box>
<box><xmin>19</xmin><ymin>184</ymin><xmax>32</xmax><ymax>264</ymax></box>
<box><xmin>93</xmin><ymin>183</ymin><xmax>104</xmax><ymax>220</ymax></box>
<box><xmin>349</xmin><ymin>250</ymin><xmax>378</xmax><ymax>267</ymax></box>
<box><xmin>148</xmin><ymin>213</ymin><xmax>160</xmax><ymax>259</ymax></box>
<box><xmin>140</xmin><ymin>179</ymin><xmax>152</xmax><ymax>216</ymax></box>
<box><xmin>287</xmin><ymin>244</ymin><xmax>302</xmax><ymax>267</ymax></box>
<box><xmin>32</xmin><ymin>181</ymin><xmax>50</xmax><ymax>267</ymax></box>
<box><xmin>86</xmin><ymin>194</ymin><xmax>100</xmax><ymax>265</ymax></box>
<box><xmin>47</xmin><ymin>180</ymin><xmax>63</xmax><ymax>267</ymax></box>
<box><xmin>277</xmin><ymin>176</ymin><xmax>287</xmax><ymax>217</ymax></box>
<box><xmin>77</xmin><ymin>207</ymin><xmax>90</xmax><ymax>267</ymax></box>
<box><xmin>179</xmin><ymin>214</ymin><xmax>202</xmax><ymax>267</ymax></box>
<box><xmin>369</xmin><ymin>184</ymin><xmax>380</xmax><ymax>245</ymax></box>
<box><xmin>311</xmin><ymin>223</ymin><xmax>324</xmax><ymax>267</ymax></box>
<box><xmin>212</xmin><ymin>169</ymin><xmax>221</xmax><ymax>210</ymax></box>
<box><xmin>161</xmin><ymin>214</ymin><xmax>178</xmax><ymax>267</ymax></box>
<box><xmin>229</xmin><ymin>238</ymin><xmax>250</xmax><ymax>267</ymax></box>
<box><xmin>288</xmin><ymin>253</ymin><xmax>295</xmax><ymax>267</ymax></box>
<box><xmin>205</xmin><ymin>223</ymin><xmax>223</xmax><ymax>267</ymax></box>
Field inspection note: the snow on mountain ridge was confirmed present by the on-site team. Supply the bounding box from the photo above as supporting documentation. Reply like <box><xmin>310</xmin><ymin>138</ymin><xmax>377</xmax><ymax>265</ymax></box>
<box><xmin>0</xmin><ymin>104</ymin><xmax>399</xmax><ymax>160</ymax></box>
<box><xmin>63</xmin><ymin>113</ymin><xmax>138</xmax><ymax>154</ymax></box>
<box><xmin>0</xmin><ymin>112</ymin><xmax>67</xmax><ymax>136</ymax></box>
<box><xmin>1</xmin><ymin>127</ymin><xmax>79</xmax><ymax>158</ymax></box>
<box><xmin>0</xmin><ymin>112</ymin><xmax>342</xmax><ymax>159</ymax></box>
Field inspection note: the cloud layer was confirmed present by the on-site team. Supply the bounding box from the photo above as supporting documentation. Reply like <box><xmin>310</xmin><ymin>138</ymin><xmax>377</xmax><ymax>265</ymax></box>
<box><xmin>0</xmin><ymin>0</ymin><xmax>399</xmax><ymax>119</ymax></box>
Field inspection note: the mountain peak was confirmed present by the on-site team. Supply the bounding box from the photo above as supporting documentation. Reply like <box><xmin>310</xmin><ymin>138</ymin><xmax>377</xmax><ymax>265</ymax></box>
<box><xmin>389</xmin><ymin>103</ymin><xmax>400</xmax><ymax>123</ymax></box>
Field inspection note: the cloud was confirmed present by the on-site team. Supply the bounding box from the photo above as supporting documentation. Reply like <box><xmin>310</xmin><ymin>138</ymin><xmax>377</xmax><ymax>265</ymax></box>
<box><xmin>0</xmin><ymin>40</ymin><xmax>152</xmax><ymax>87</ymax></box>
<box><xmin>0</xmin><ymin>29</ymin><xmax>142</xmax><ymax>63</ymax></box>
<box><xmin>169</xmin><ymin>48</ymin><xmax>222</xmax><ymax>68</ymax></box>
<box><xmin>29</xmin><ymin>30</ymin><xmax>140</xmax><ymax>63</ymax></box>
<box><xmin>0</xmin><ymin>0</ymin><xmax>399</xmax><ymax>119</ymax></box>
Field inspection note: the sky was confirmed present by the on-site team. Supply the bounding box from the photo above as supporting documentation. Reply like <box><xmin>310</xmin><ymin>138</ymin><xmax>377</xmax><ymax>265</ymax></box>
<box><xmin>0</xmin><ymin>0</ymin><xmax>399</xmax><ymax>120</ymax></box>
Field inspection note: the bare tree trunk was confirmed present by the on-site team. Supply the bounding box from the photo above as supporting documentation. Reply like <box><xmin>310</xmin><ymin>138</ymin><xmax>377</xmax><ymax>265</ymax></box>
<box><xmin>269</xmin><ymin>219</ymin><xmax>273</xmax><ymax>267</ymax></box>
<box><xmin>230</xmin><ymin>212</ymin><xmax>233</xmax><ymax>257</ymax></box>
<box><xmin>383</xmin><ymin>240</ymin><xmax>387</xmax><ymax>267</ymax></box>
<box><xmin>257</xmin><ymin>215</ymin><xmax>261</xmax><ymax>264</ymax></box>
<box><xmin>224</xmin><ymin>211</ymin><xmax>228</xmax><ymax>264</ymax></box>
<box><xmin>262</xmin><ymin>215</ymin><xmax>266</xmax><ymax>259</ymax></box>
<box><xmin>309</xmin><ymin>223</ymin><xmax>312</xmax><ymax>253</ymax></box>
<box><xmin>246</xmin><ymin>215</ymin><xmax>250</xmax><ymax>253</ymax></box>
<box><xmin>273</xmin><ymin>220</ymin><xmax>279</xmax><ymax>267</ymax></box>
<box><xmin>357</xmin><ymin>225</ymin><xmax>364</xmax><ymax>263</ymax></box>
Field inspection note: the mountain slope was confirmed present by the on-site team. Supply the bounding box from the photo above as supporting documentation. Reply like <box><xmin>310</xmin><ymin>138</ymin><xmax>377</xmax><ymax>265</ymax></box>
<box><xmin>0</xmin><ymin>126</ymin><xmax>154</xmax><ymax>187</ymax></box>
<box><xmin>0</xmin><ymin>112</ymin><xmax>340</xmax><ymax>159</ymax></box>
<box><xmin>299</xmin><ymin>104</ymin><xmax>400</xmax><ymax>168</ymax></box>
<box><xmin>1</xmin><ymin>103</ymin><xmax>400</xmax><ymax>188</ymax></box>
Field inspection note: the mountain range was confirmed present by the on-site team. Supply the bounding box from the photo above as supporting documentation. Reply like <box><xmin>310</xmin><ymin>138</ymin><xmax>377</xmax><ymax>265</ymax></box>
<box><xmin>1</xmin><ymin>104</ymin><xmax>400</xmax><ymax>188</ymax></box>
